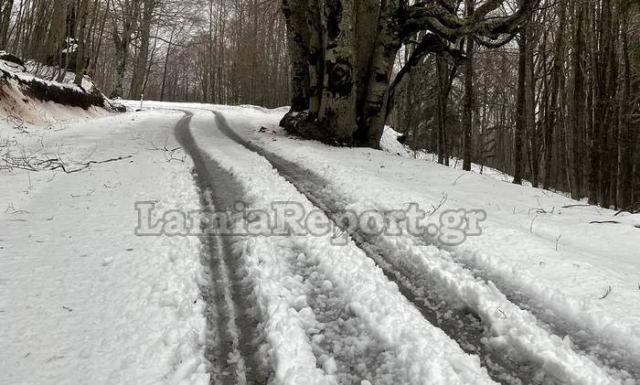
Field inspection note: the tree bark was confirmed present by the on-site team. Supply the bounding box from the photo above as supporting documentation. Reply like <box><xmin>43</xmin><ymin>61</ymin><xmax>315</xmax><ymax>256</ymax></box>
<box><xmin>571</xmin><ymin>3</ymin><xmax>586</xmax><ymax>199</ymax></box>
<box><xmin>0</xmin><ymin>0</ymin><xmax>13</xmax><ymax>49</ymax></box>
<box><xmin>544</xmin><ymin>1</ymin><xmax>565</xmax><ymax>190</ymax></box>
<box><xmin>280</xmin><ymin>0</ymin><xmax>538</xmax><ymax>148</ymax></box>
<box><xmin>462</xmin><ymin>0</ymin><xmax>475</xmax><ymax>172</ymax></box>
<box><xmin>282</xmin><ymin>0</ymin><xmax>310</xmax><ymax>112</ymax></box>
<box><xmin>129</xmin><ymin>0</ymin><xmax>156</xmax><ymax>99</ymax></box>
<box><xmin>317</xmin><ymin>0</ymin><xmax>358</xmax><ymax>145</ymax></box>
<box><xmin>513</xmin><ymin>27</ymin><xmax>527</xmax><ymax>185</ymax></box>
<box><xmin>74</xmin><ymin>0</ymin><xmax>90</xmax><ymax>86</ymax></box>
<box><xmin>111</xmin><ymin>0</ymin><xmax>139</xmax><ymax>98</ymax></box>
<box><xmin>357</xmin><ymin>0</ymin><xmax>402</xmax><ymax>148</ymax></box>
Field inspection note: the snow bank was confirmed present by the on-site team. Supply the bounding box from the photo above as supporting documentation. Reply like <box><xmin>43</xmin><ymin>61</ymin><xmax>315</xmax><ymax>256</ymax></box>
<box><xmin>0</xmin><ymin>52</ymin><xmax>118</xmax><ymax>127</ymax></box>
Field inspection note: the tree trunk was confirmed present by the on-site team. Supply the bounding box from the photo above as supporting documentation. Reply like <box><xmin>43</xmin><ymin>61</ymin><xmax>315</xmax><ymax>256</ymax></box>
<box><xmin>316</xmin><ymin>0</ymin><xmax>358</xmax><ymax>145</ymax></box>
<box><xmin>0</xmin><ymin>0</ymin><xmax>13</xmax><ymax>49</ymax></box>
<box><xmin>282</xmin><ymin>0</ymin><xmax>310</xmax><ymax>112</ymax></box>
<box><xmin>544</xmin><ymin>1</ymin><xmax>566</xmax><ymax>190</ymax></box>
<box><xmin>571</xmin><ymin>4</ymin><xmax>586</xmax><ymax>199</ymax></box>
<box><xmin>462</xmin><ymin>0</ymin><xmax>475</xmax><ymax>172</ymax></box>
<box><xmin>280</xmin><ymin>0</ymin><xmax>537</xmax><ymax>148</ymax></box>
<box><xmin>129</xmin><ymin>0</ymin><xmax>155</xmax><ymax>99</ymax></box>
<box><xmin>111</xmin><ymin>0</ymin><xmax>139</xmax><ymax>98</ymax></box>
<box><xmin>74</xmin><ymin>0</ymin><xmax>90</xmax><ymax>86</ymax></box>
<box><xmin>436</xmin><ymin>56</ymin><xmax>452</xmax><ymax>165</ymax></box>
<box><xmin>513</xmin><ymin>28</ymin><xmax>527</xmax><ymax>185</ymax></box>
<box><xmin>357</xmin><ymin>0</ymin><xmax>402</xmax><ymax>148</ymax></box>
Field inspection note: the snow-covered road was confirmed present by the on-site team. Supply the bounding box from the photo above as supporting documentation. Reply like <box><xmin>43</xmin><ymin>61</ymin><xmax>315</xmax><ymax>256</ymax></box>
<box><xmin>0</xmin><ymin>111</ymin><xmax>209</xmax><ymax>385</ymax></box>
<box><xmin>2</xmin><ymin>102</ymin><xmax>638</xmax><ymax>385</ymax></box>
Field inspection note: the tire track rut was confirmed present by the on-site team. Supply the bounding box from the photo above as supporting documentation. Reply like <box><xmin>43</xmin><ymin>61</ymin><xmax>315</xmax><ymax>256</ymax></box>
<box><xmin>175</xmin><ymin>113</ymin><xmax>267</xmax><ymax>385</ymax></box>
<box><xmin>210</xmin><ymin>111</ymin><xmax>635</xmax><ymax>385</ymax></box>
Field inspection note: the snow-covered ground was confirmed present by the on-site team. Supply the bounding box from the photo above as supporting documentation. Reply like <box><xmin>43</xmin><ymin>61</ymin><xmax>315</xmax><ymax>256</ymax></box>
<box><xmin>188</xmin><ymin>110</ymin><xmax>499</xmax><ymax>385</ymax></box>
<box><xmin>209</xmin><ymin>105</ymin><xmax>640</xmax><ymax>384</ymax></box>
<box><xmin>0</xmin><ymin>110</ymin><xmax>208</xmax><ymax>385</ymax></box>
<box><xmin>379</xmin><ymin>126</ymin><xmax>531</xmax><ymax>186</ymax></box>
<box><xmin>2</xmin><ymin>99</ymin><xmax>639</xmax><ymax>385</ymax></box>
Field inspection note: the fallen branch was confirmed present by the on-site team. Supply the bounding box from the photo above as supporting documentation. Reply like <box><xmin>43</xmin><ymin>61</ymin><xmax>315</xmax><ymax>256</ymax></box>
<box><xmin>428</xmin><ymin>192</ymin><xmax>448</xmax><ymax>217</ymax></box>
<box><xmin>5</xmin><ymin>202</ymin><xmax>29</xmax><ymax>214</ymax></box>
<box><xmin>1</xmin><ymin>153</ymin><xmax>133</xmax><ymax>173</ymax></box>
<box><xmin>562</xmin><ymin>204</ymin><xmax>593</xmax><ymax>209</ymax></box>
<box><xmin>66</xmin><ymin>155</ymin><xmax>134</xmax><ymax>173</ymax></box>
<box><xmin>599</xmin><ymin>286</ymin><xmax>612</xmax><ymax>300</ymax></box>
<box><xmin>147</xmin><ymin>140</ymin><xmax>185</xmax><ymax>163</ymax></box>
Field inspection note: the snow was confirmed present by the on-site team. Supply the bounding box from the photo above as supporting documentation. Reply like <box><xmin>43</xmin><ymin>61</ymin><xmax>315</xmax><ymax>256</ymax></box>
<box><xmin>24</xmin><ymin>60</ymin><xmax>97</xmax><ymax>92</ymax></box>
<box><xmin>188</xmin><ymin>110</ymin><xmax>499</xmax><ymax>385</ymax></box>
<box><xmin>0</xmin><ymin>58</ymin><xmax>109</xmax><ymax>126</ymax></box>
<box><xmin>379</xmin><ymin>125</ymin><xmax>533</xmax><ymax>186</ymax></box>
<box><xmin>3</xmin><ymin>96</ymin><xmax>638</xmax><ymax>384</ymax></box>
<box><xmin>0</xmin><ymin>111</ymin><xmax>208</xmax><ymax>385</ymax></box>
<box><xmin>211</xmin><ymin>105</ymin><xmax>640</xmax><ymax>384</ymax></box>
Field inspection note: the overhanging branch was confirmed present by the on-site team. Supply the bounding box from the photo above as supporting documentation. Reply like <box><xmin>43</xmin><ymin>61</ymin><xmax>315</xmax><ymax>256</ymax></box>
<box><xmin>401</xmin><ymin>0</ymin><xmax>541</xmax><ymax>48</ymax></box>
<box><xmin>387</xmin><ymin>33</ymin><xmax>465</xmax><ymax>114</ymax></box>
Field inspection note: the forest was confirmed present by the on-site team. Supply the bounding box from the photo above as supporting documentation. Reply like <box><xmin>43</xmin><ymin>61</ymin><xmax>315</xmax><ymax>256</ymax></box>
<box><xmin>2</xmin><ymin>2</ymin><xmax>640</xmax><ymax>384</ymax></box>
<box><xmin>0</xmin><ymin>0</ymin><xmax>639</xmax><ymax>210</ymax></box>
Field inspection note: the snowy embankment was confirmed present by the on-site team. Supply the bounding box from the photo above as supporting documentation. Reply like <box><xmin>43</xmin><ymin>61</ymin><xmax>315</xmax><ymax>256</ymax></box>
<box><xmin>0</xmin><ymin>52</ymin><xmax>119</xmax><ymax>127</ymax></box>
<box><xmin>0</xmin><ymin>111</ymin><xmax>208</xmax><ymax>385</ymax></box>
<box><xmin>213</xmin><ymin>106</ymin><xmax>640</xmax><ymax>384</ymax></box>
<box><xmin>187</xmin><ymin>110</ymin><xmax>498</xmax><ymax>385</ymax></box>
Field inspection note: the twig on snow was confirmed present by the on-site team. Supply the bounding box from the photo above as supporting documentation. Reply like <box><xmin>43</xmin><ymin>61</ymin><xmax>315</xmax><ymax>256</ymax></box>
<box><xmin>428</xmin><ymin>192</ymin><xmax>448</xmax><ymax>217</ymax></box>
<box><xmin>530</xmin><ymin>215</ymin><xmax>538</xmax><ymax>233</ymax></box>
<box><xmin>147</xmin><ymin>140</ymin><xmax>185</xmax><ymax>163</ymax></box>
<box><xmin>599</xmin><ymin>286</ymin><xmax>612</xmax><ymax>300</ymax></box>
<box><xmin>5</xmin><ymin>202</ymin><xmax>29</xmax><ymax>214</ymax></box>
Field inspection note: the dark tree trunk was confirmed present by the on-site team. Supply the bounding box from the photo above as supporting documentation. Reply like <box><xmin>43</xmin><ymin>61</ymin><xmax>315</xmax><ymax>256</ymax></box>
<box><xmin>513</xmin><ymin>28</ymin><xmax>527</xmax><ymax>185</ymax></box>
<box><xmin>462</xmin><ymin>0</ymin><xmax>475</xmax><ymax>171</ymax></box>
<box><xmin>0</xmin><ymin>0</ymin><xmax>13</xmax><ymax>49</ymax></box>
<box><xmin>544</xmin><ymin>2</ymin><xmax>566</xmax><ymax>190</ymax></box>
<box><xmin>280</xmin><ymin>0</ymin><xmax>539</xmax><ymax>148</ymax></box>
<box><xmin>571</xmin><ymin>5</ymin><xmax>586</xmax><ymax>199</ymax></box>
<box><xmin>129</xmin><ymin>0</ymin><xmax>156</xmax><ymax>99</ymax></box>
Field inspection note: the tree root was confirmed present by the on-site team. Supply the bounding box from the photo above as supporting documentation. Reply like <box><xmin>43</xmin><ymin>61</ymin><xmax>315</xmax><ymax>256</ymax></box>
<box><xmin>279</xmin><ymin>110</ymin><xmax>341</xmax><ymax>146</ymax></box>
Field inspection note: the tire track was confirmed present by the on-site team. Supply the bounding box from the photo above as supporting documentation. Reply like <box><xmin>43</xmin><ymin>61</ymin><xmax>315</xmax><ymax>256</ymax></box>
<box><xmin>174</xmin><ymin>113</ymin><xmax>267</xmax><ymax>385</ymax></box>
<box><xmin>210</xmin><ymin>111</ymin><xmax>633</xmax><ymax>385</ymax></box>
<box><xmin>178</xmin><ymin>110</ymin><xmax>420</xmax><ymax>384</ymax></box>
<box><xmin>289</xmin><ymin>244</ymin><xmax>412</xmax><ymax>385</ymax></box>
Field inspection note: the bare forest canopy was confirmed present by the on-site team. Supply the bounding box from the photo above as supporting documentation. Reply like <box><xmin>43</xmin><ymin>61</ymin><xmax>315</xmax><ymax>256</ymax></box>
<box><xmin>0</xmin><ymin>0</ymin><xmax>639</xmax><ymax>210</ymax></box>
<box><xmin>0</xmin><ymin>0</ymin><xmax>289</xmax><ymax>106</ymax></box>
